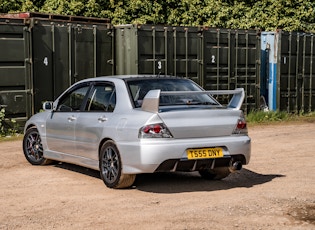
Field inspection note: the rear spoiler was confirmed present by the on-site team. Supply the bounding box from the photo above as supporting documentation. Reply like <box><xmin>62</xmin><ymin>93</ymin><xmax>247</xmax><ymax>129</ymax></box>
<box><xmin>142</xmin><ymin>88</ymin><xmax>245</xmax><ymax>113</ymax></box>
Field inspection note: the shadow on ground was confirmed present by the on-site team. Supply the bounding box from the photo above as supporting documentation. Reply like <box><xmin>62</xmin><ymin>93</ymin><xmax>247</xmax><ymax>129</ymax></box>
<box><xmin>54</xmin><ymin>163</ymin><xmax>284</xmax><ymax>193</ymax></box>
<box><xmin>54</xmin><ymin>162</ymin><xmax>100</xmax><ymax>179</ymax></box>
<box><xmin>134</xmin><ymin>169</ymin><xmax>284</xmax><ymax>193</ymax></box>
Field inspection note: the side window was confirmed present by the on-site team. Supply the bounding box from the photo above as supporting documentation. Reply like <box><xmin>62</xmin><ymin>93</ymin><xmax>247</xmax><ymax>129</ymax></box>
<box><xmin>57</xmin><ymin>86</ymin><xmax>90</xmax><ymax>112</ymax></box>
<box><xmin>85</xmin><ymin>84</ymin><xmax>116</xmax><ymax>112</ymax></box>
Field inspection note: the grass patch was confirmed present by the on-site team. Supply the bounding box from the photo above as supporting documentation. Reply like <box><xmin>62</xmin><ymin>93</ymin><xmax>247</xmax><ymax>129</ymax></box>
<box><xmin>247</xmin><ymin>110</ymin><xmax>315</xmax><ymax>124</ymax></box>
<box><xmin>0</xmin><ymin>134</ymin><xmax>23</xmax><ymax>142</ymax></box>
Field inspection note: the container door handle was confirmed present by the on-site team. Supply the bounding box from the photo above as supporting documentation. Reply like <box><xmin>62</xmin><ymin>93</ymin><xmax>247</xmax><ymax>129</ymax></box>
<box><xmin>14</xmin><ymin>95</ymin><xmax>23</xmax><ymax>101</ymax></box>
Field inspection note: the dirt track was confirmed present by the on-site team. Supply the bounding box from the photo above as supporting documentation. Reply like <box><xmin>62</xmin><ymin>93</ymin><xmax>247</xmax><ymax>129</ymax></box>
<box><xmin>0</xmin><ymin>122</ymin><xmax>315</xmax><ymax>229</ymax></box>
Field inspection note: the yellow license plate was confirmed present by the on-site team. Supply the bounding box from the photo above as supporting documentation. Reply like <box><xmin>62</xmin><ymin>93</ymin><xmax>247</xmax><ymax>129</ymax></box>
<box><xmin>186</xmin><ymin>147</ymin><xmax>223</xmax><ymax>160</ymax></box>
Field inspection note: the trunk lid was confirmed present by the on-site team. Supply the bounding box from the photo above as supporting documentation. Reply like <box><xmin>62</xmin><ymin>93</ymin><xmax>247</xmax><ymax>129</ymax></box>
<box><xmin>158</xmin><ymin>108</ymin><xmax>241</xmax><ymax>138</ymax></box>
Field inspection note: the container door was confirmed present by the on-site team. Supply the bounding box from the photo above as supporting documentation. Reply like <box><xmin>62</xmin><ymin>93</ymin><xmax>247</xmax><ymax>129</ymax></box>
<box><xmin>0</xmin><ymin>19</ymin><xmax>32</xmax><ymax>122</ymax></box>
<box><xmin>137</xmin><ymin>25</ymin><xmax>172</xmax><ymax>75</ymax></box>
<box><xmin>72</xmin><ymin>24</ymin><xmax>113</xmax><ymax>83</ymax></box>
<box><xmin>33</xmin><ymin>20</ymin><xmax>74</xmax><ymax>111</ymax></box>
<box><xmin>114</xmin><ymin>25</ymin><xmax>137</xmax><ymax>75</ymax></box>
<box><xmin>32</xmin><ymin>21</ymin><xmax>55</xmax><ymax>113</ymax></box>
<box><xmin>172</xmin><ymin>26</ymin><xmax>202</xmax><ymax>85</ymax></box>
<box><xmin>72</xmin><ymin>25</ymin><xmax>95</xmax><ymax>81</ymax></box>
<box><xmin>279</xmin><ymin>31</ymin><xmax>315</xmax><ymax>113</ymax></box>
<box><xmin>203</xmin><ymin>28</ymin><xmax>260</xmax><ymax>113</ymax></box>
<box><xmin>51</xmin><ymin>24</ymin><xmax>71</xmax><ymax>98</ymax></box>
<box><xmin>233</xmin><ymin>30</ymin><xmax>260</xmax><ymax>113</ymax></box>
<box><xmin>115</xmin><ymin>25</ymin><xmax>173</xmax><ymax>75</ymax></box>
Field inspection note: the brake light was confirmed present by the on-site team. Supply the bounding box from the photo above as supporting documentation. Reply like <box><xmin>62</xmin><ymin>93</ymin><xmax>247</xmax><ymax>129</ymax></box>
<box><xmin>233</xmin><ymin>114</ymin><xmax>248</xmax><ymax>135</ymax></box>
<box><xmin>143</xmin><ymin>124</ymin><xmax>162</xmax><ymax>134</ymax></box>
<box><xmin>237</xmin><ymin>119</ymin><xmax>247</xmax><ymax>129</ymax></box>
<box><xmin>139</xmin><ymin>123</ymin><xmax>173</xmax><ymax>138</ymax></box>
<box><xmin>153</xmin><ymin>124</ymin><xmax>162</xmax><ymax>133</ymax></box>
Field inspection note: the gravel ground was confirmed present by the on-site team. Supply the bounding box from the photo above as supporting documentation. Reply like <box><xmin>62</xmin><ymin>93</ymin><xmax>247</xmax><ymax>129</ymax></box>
<box><xmin>0</xmin><ymin>121</ymin><xmax>314</xmax><ymax>229</ymax></box>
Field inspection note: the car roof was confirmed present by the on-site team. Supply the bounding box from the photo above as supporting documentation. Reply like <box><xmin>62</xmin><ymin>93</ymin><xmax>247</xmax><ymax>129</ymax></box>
<box><xmin>78</xmin><ymin>75</ymin><xmax>183</xmax><ymax>83</ymax></box>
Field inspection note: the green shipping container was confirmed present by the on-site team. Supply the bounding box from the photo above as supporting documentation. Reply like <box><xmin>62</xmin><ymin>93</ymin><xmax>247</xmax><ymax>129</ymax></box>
<box><xmin>260</xmin><ymin>31</ymin><xmax>315</xmax><ymax>113</ymax></box>
<box><xmin>115</xmin><ymin>25</ymin><xmax>260</xmax><ymax>113</ymax></box>
<box><xmin>202</xmin><ymin>28</ymin><xmax>260</xmax><ymax>113</ymax></box>
<box><xmin>115</xmin><ymin>24</ymin><xmax>203</xmax><ymax>84</ymax></box>
<box><xmin>0</xmin><ymin>12</ymin><xmax>113</xmax><ymax>123</ymax></box>
<box><xmin>0</xmin><ymin>17</ymin><xmax>32</xmax><ymax>123</ymax></box>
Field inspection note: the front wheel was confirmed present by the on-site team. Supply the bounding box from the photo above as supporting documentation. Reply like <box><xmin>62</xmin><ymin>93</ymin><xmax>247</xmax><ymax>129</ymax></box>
<box><xmin>199</xmin><ymin>167</ymin><xmax>231</xmax><ymax>180</ymax></box>
<box><xmin>23</xmin><ymin>127</ymin><xmax>51</xmax><ymax>165</ymax></box>
<box><xmin>99</xmin><ymin>140</ymin><xmax>136</xmax><ymax>189</ymax></box>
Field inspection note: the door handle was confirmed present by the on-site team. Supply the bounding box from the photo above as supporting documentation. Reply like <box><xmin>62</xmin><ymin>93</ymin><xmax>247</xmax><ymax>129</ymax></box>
<box><xmin>68</xmin><ymin>116</ymin><xmax>77</xmax><ymax>122</ymax></box>
<box><xmin>98</xmin><ymin>116</ymin><xmax>108</xmax><ymax>122</ymax></box>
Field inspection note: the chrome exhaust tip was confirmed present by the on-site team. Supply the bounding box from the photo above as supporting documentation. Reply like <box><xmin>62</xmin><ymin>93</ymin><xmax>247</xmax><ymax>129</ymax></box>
<box><xmin>229</xmin><ymin>161</ymin><xmax>242</xmax><ymax>172</ymax></box>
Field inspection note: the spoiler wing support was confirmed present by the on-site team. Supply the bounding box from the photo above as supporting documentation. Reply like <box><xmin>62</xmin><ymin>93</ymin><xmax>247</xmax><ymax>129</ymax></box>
<box><xmin>206</xmin><ymin>88</ymin><xmax>245</xmax><ymax>110</ymax></box>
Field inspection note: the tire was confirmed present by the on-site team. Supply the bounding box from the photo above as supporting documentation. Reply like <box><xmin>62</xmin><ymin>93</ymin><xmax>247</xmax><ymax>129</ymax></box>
<box><xmin>199</xmin><ymin>167</ymin><xmax>231</xmax><ymax>180</ymax></box>
<box><xmin>23</xmin><ymin>127</ymin><xmax>51</xmax><ymax>165</ymax></box>
<box><xmin>99</xmin><ymin>140</ymin><xmax>136</xmax><ymax>189</ymax></box>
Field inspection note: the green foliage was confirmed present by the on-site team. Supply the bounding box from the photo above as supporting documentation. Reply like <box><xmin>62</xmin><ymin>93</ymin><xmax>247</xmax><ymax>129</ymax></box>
<box><xmin>0</xmin><ymin>108</ymin><xmax>18</xmax><ymax>137</ymax></box>
<box><xmin>1</xmin><ymin>0</ymin><xmax>315</xmax><ymax>32</ymax></box>
<box><xmin>247</xmin><ymin>110</ymin><xmax>290</xmax><ymax>123</ymax></box>
<box><xmin>40</xmin><ymin>0</ymin><xmax>86</xmax><ymax>15</ymax></box>
<box><xmin>0</xmin><ymin>108</ymin><xmax>5</xmax><ymax>135</ymax></box>
<box><xmin>247</xmin><ymin>110</ymin><xmax>315</xmax><ymax>124</ymax></box>
<box><xmin>0</xmin><ymin>0</ymin><xmax>23</xmax><ymax>13</ymax></box>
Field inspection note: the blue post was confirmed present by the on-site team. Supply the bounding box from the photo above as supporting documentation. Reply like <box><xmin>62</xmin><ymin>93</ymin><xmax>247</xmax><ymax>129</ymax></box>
<box><xmin>261</xmin><ymin>32</ymin><xmax>278</xmax><ymax>111</ymax></box>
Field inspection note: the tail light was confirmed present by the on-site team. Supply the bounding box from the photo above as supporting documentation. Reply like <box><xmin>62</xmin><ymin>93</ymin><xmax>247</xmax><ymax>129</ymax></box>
<box><xmin>139</xmin><ymin>123</ymin><xmax>173</xmax><ymax>138</ymax></box>
<box><xmin>237</xmin><ymin>119</ymin><xmax>247</xmax><ymax>129</ymax></box>
<box><xmin>233</xmin><ymin>114</ymin><xmax>248</xmax><ymax>135</ymax></box>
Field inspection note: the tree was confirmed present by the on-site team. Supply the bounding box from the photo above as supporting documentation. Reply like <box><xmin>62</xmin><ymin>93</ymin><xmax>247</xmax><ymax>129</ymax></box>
<box><xmin>0</xmin><ymin>0</ymin><xmax>24</xmax><ymax>13</ymax></box>
<box><xmin>0</xmin><ymin>0</ymin><xmax>315</xmax><ymax>32</ymax></box>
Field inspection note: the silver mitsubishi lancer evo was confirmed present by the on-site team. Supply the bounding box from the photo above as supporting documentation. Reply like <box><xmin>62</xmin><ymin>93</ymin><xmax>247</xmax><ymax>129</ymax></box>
<box><xmin>23</xmin><ymin>75</ymin><xmax>251</xmax><ymax>189</ymax></box>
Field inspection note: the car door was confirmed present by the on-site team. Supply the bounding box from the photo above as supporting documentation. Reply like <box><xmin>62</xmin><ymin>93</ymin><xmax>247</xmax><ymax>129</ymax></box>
<box><xmin>74</xmin><ymin>82</ymin><xmax>117</xmax><ymax>161</ymax></box>
<box><xmin>45</xmin><ymin>83</ymin><xmax>90</xmax><ymax>155</ymax></box>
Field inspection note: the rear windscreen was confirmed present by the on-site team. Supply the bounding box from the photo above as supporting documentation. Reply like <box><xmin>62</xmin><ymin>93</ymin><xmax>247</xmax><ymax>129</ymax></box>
<box><xmin>126</xmin><ymin>78</ymin><xmax>219</xmax><ymax>108</ymax></box>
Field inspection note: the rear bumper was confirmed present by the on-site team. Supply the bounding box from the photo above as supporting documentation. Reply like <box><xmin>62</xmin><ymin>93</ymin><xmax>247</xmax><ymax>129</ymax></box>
<box><xmin>117</xmin><ymin>135</ymin><xmax>251</xmax><ymax>174</ymax></box>
<box><xmin>155</xmin><ymin>155</ymin><xmax>246</xmax><ymax>172</ymax></box>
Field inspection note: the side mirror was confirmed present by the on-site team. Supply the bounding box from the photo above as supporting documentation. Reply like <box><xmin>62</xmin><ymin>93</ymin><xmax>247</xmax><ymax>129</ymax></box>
<box><xmin>43</xmin><ymin>101</ymin><xmax>54</xmax><ymax>111</ymax></box>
